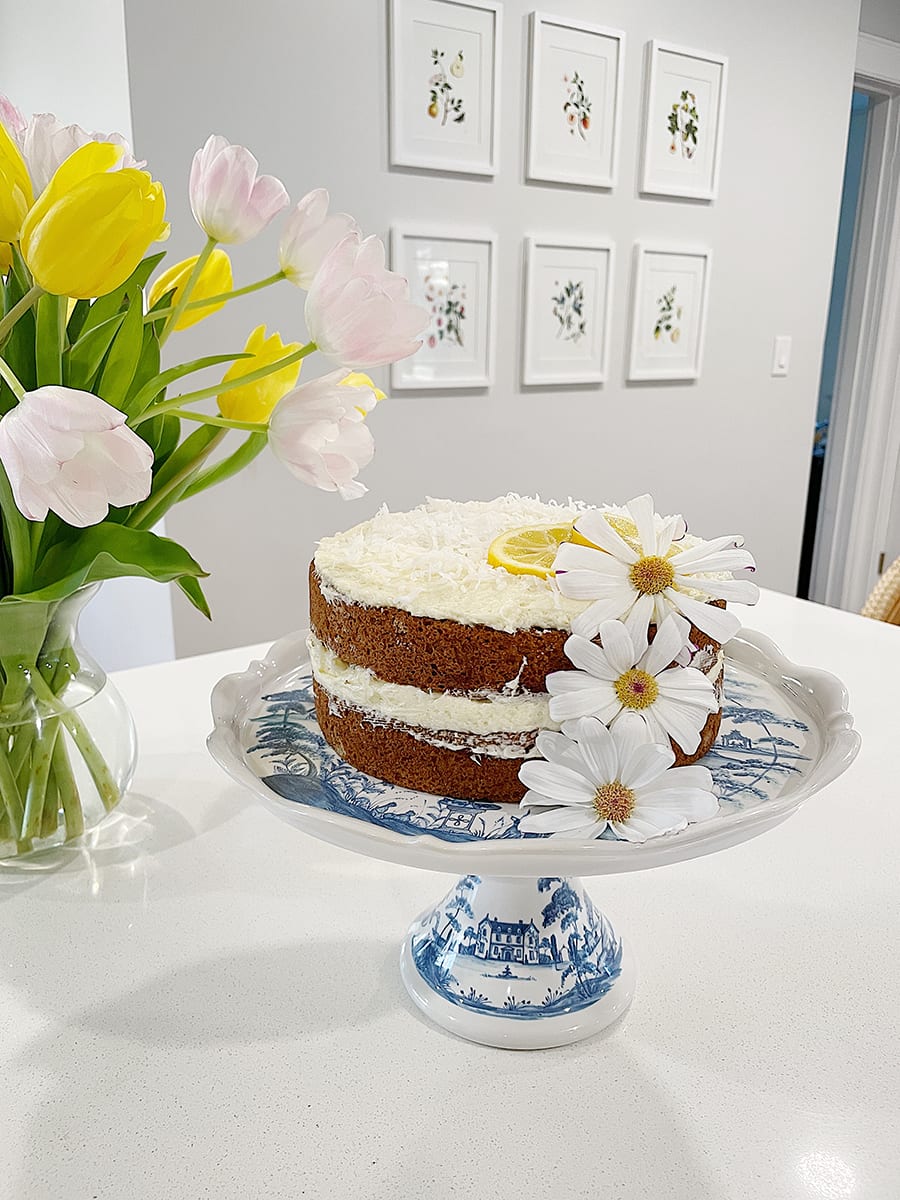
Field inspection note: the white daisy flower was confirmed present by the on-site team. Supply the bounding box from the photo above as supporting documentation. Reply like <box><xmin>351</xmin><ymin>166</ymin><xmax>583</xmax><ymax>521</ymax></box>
<box><xmin>553</xmin><ymin>493</ymin><xmax>759</xmax><ymax>651</ymax></box>
<box><xmin>546</xmin><ymin>613</ymin><xmax>718</xmax><ymax>755</ymax></box>
<box><xmin>518</xmin><ymin>713</ymin><xmax>719</xmax><ymax>842</ymax></box>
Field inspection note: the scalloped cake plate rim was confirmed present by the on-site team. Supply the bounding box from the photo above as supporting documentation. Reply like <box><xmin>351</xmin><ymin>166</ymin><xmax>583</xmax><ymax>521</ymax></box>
<box><xmin>207</xmin><ymin>627</ymin><xmax>860</xmax><ymax>877</ymax></box>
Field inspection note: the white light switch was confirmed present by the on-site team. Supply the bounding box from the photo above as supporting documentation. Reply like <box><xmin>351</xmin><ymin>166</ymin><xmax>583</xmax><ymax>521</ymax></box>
<box><xmin>772</xmin><ymin>335</ymin><xmax>792</xmax><ymax>377</ymax></box>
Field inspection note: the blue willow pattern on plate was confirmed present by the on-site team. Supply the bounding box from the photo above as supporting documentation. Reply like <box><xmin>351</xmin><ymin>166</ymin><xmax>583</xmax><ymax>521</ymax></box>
<box><xmin>410</xmin><ymin>875</ymin><xmax>623</xmax><ymax>1019</ymax></box>
<box><xmin>246</xmin><ymin>669</ymin><xmax>811</xmax><ymax>844</ymax></box>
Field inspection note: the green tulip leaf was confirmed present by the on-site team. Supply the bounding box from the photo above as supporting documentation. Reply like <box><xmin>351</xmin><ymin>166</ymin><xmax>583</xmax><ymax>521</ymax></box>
<box><xmin>128</xmin><ymin>351</ymin><xmax>253</xmax><ymax>419</ymax></box>
<box><xmin>181</xmin><ymin>430</ymin><xmax>268</xmax><ymax>501</ymax></box>
<box><xmin>96</xmin><ymin>286</ymin><xmax>144</xmax><ymax>408</ymax></box>
<box><xmin>176</xmin><ymin>575</ymin><xmax>211</xmax><ymax>619</ymax></box>
<box><xmin>65</xmin><ymin>312</ymin><xmax>126</xmax><ymax>391</ymax></box>
<box><xmin>78</xmin><ymin>251</ymin><xmax>167</xmax><ymax>341</ymax></box>
<box><xmin>12</xmin><ymin>524</ymin><xmax>208</xmax><ymax>604</ymax></box>
<box><xmin>65</xmin><ymin>298</ymin><xmax>91</xmax><ymax>344</ymax></box>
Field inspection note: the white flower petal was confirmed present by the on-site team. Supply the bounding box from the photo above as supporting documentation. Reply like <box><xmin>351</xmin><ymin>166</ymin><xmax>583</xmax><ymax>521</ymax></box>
<box><xmin>618</xmin><ymin>743</ymin><xmax>675</xmax><ymax>790</ymax></box>
<box><xmin>518</xmin><ymin>760</ymin><xmax>597</xmax><ymax>804</ymax></box>
<box><xmin>570</xmin><ymin>593</ymin><xmax>633</xmax><ymax>638</ymax></box>
<box><xmin>534</xmin><ymin>730</ymin><xmax>588</xmax><ymax>774</ymax></box>
<box><xmin>549</xmin><ymin>686</ymin><xmax>619</xmax><ymax>723</ymax></box>
<box><xmin>572</xmin><ymin>719</ymin><xmax>619</xmax><ymax>787</ymax></box>
<box><xmin>621</xmin><ymin>810</ymin><xmax>689</xmax><ymax>837</ymax></box>
<box><xmin>518</xmin><ymin>805</ymin><xmax>597</xmax><ymax>834</ymax></box>
<box><xmin>656</xmin><ymin>666</ymin><xmax>718</xmax><ymax>708</ymax></box>
<box><xmin>641</xmin><ymin>612</ymin><xmax>690</xmax><ymax>677</ymax></box>
<box><xmin>665</xmin><ymin>590</ymin><xmax>742</xmax><ymax>644</ymax></box>
<box><xmin>669</xmin><ymin>536</ymin><xmax>747</xmax><ymax>570</ymax></box>
<box><xmin>573</xmin><ymin>510</ymin><xmax>638</xmax><ymax>562</ymax></box>
<box><xmin>549</xmin><ymin>819</ymin><xmax>608</xmax><ymax>840</ymax></box>
<box><xmin>610</xmin><ymin>711</ymin><xmax>657</xmax><ymax>774</ymax></box>
<box><xmin>546</xmin><ymin>670</ymin><xmax>606</xmax><ymax>695</ymax></box>
<box><xmin>677</xmin><ymin>575</ymin><xmax>760</xmax><ymax>605</ymax></box>
<box><xmin>625</xmin><ymin>494</ymin><xmax>658</xmax><ymax>556</ymax></box>
<box><xmin>645</xmin><ymin>763</ymin><xmax>714</xmax><ymax>792</ymax></box>
<box><xmin>635</xmin><ymin>789</ymin><xmax>719</xmax><ymax>822</ymax></box>
<box><xmin>650</xmin><ymin>696</ymin><xmax>707</xmax><ymax>754</ymax></box>
<box><xmin>563</xmin><ymin>634</ymin><xmax>619</xmax><ymax>680</ymax></box>
<box><xmin>622</xmin><ymin>592</ymin><xmax>654</xmax><ymax>659</ymax></box>
<box><xmin>555</xmin><ymin>569</ymin><xmax>627</xmax><ymax>601</ymax></box>
<box><xmin>656</xmin><ymin>513</ymin><xmax>682</xmax><ymax>557</ymax></box>
<box><xmin>553</xmin><ymin>542</ymin><xmax>629</xmax><ymax>577</ymax></box>
<box><xmin>597</xmin><ymin>619</ymin><xmax>636</xmax><ymax>675</ymax></box>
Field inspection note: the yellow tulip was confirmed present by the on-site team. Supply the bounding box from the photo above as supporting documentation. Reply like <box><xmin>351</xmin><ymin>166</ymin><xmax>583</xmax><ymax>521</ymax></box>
<box><xmin>20</xmin><ymin>142</ymin><xmax>169</xmax><ymax>299</ymax></box>
<box><xmin>0</xmin><ymin>242</ymin><xmax>11</xmax><ymax>275</ymax></box>
<box><xmin>218</xmin><ymin>325</ymin><xmax>302</xmax><ymax>423</ymax></box>
<box><xmin>0</xmin><ymin>122</ymin><xmax>33</xmax><ymax>241</ymax></box>
<box><xmin>147</xmin><ymin>249</ymin><xmax>233</xmax><ymax>330</ymax></box>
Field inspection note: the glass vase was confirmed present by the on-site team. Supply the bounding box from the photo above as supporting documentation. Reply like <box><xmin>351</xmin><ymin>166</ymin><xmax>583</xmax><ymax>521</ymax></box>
<box><xmin>0</xmin><ymin>585</ymin><xmax>137</xmax><ymax>860</ymax></box>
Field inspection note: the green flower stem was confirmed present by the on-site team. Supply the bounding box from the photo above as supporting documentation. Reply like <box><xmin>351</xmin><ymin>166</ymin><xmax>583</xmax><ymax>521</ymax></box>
<box><xmin>40</xmin><ymin>770</ymin><xmax>60</xmax><ymax>839</ymax></box>
<box><xmin>52</xmin><ymin>735</ymin><xmax>83</xmax><ymax>839</ymax></box>
<box><xmin>0</xmin><ymin>356</ymin><xmax>25</xmax><ymax>400</ymax></box>
<box><xmin>28</xmin><ymin>670</ymin><xmax>119</xmax><ymax>812</ymax></box>
<box><xmin>0</xmin><ymin>742</ymin><xmax>27</xmax><ymax>849</ymax></box>
<box><xmin>0</xmin><ymin>284</ymin><xmax>44</xmax><ymax>346</ymax></box>
<box><xmin>143</xmin><ymin>270</ymin><xmax>286</xmax><ymax>324</ymax></box>
<box><xmin>159</xmin><ymin>236</ymin><xmax>216</xmax><ymax>348</ymax></box>
<box><xmin>127</xmin><ymin>428</ymin><xmax>228</xmax><ymax>531</ymax></box>
<box><xmin>164</xmin><ymin>409</ymin><xmax>266</xmax><ymax>432</ymax></box>
<box><xmin>20</xmin><ymin>718</ymin><xmax>58</xmax><ymax>840</ymax></box>
<box><xmin>133</xmin><ymin>342</ymin><xmax>316</xmax><ymax>425</ymax></box>
<box><xmin>0</xmin><ymin>464</ymin><xmax>34</xmax><ymax>592</ymax></box>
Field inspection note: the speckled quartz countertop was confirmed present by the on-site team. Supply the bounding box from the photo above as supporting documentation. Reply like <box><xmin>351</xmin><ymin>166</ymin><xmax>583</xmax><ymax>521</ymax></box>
<box><xmin>0</xmin><ymin>588</ymin><xmax>895</xmax><ymax>1200</ymax></box>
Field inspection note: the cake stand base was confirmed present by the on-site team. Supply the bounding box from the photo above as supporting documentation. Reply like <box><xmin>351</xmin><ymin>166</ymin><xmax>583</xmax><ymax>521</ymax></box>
<box><xmin>399</xmin><ymin>875</ymin><xmax>636</xmax><ymax>1049</ymax></box>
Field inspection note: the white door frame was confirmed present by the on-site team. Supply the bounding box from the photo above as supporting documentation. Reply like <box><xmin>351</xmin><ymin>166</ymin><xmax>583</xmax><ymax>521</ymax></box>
<box><xmin>811</xmin><ymin>33</ymin><xmax>900</xmax><ymax>612</ymax></box>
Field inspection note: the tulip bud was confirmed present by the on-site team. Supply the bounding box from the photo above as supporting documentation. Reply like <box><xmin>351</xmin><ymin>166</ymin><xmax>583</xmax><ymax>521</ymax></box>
<box><xmin>189</xmin><ymin>134</ymin><xmax>288</xmax><ymax>245</ymax></box>
<box><xmin>20</xmin><ymin>142</ymin><xmax>168</xmax><ymax>299</ymax></box>
<box><xmin>0</xmin><ymin>386</ymin><xmax>153</xmax><ymax>527</ymax></box>
<box><xmin>278</xmin><ymin>190</ymin><xmax>358</xmax><ymax>289</ymax></box>
<box><xmin>268</xmin><ymin>369</ymin><xmax>378</xmax><ymax>499</ymax></box>
<box><xmin>304</xmin><ymin>233</ymin><xmax>429</xmax><ymax>368</ymax></box>
<box><xmin>147</xmin><ymin>249</ymin><xmax>233</xmax><ymax>330</ymax></box>
<box><xmin>218</xmin><ymin>325</ymin><xmax>302</xmax><ymax>424</ymax></box>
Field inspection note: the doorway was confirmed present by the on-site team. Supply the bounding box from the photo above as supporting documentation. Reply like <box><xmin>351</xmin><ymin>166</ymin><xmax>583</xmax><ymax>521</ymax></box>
<box><xmin>806</xmin><ymin>39</ymin><xmax>900</xmax><ymax>612</ymax></box>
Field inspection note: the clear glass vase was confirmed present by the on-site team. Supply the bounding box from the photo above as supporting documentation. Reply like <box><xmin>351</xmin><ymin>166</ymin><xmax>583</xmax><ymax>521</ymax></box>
<box><xmin>0</xmin><ymin>585</ymin><xmax>137</xmax><ymax>860</ymax></box>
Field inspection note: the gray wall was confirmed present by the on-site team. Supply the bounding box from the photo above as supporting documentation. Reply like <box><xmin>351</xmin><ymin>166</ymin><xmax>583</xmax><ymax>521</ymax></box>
<box><xmin>124</xmin><ymin>0</ymin><xmax>862</xmax><ymax>657</ymax></box>
<box><xmin>860</xmin><ymin>0</ymin><xmax>900</xmax><ymax>40</ymax></box>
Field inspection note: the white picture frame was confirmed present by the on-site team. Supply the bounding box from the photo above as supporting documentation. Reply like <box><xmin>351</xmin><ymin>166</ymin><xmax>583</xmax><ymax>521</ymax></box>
<box><xmin>526</xmin><ymin>13</ymin><xmax>625</xmax><ymax>189</ymax></box>
<box><xmin>391</xmin><ymin>226</ymin><xmax>496</xmax><ymax>389</ymax></box>
<box><xmin>640</xmin><ymin>40</ymin><xmax>727</xmax><ymax>201</ymax></box>
<box><xmin>522</xmin><ymin>236</ymin><xmax>615</xmax><ymax>385</ymax></box>
<box><xmin>389</xmin><ymin>0</ymin><xmax>501</xmax><ymax>175</ymax></box>
<box><xmin>627</xmin><ymin>243</ymin><xmax>711</xmax><ymax>381</ymax></box>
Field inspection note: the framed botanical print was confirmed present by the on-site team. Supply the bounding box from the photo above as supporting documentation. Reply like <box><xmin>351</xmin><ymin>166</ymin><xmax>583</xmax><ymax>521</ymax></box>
<box><xmin>641</xmin><ymin>41</ymin><xmax>727</xmax><ymax>200</ymax></box>
<box><xmin>527</xmin><ymin>13</ymin><xmax>625</xmax><ymax>188</ymax></box>
<box><xmin>389</xmin><ymin>0</ymin><xmax>502</xmax><ymax>175</ymax></box>
<box><xmin>391</xmin><ymin>226</ymin><xmax>496</xmax><ymax>388</ymax></box>
<box><xmin>523</xmin><ymin>237</ymin><xmax>614</xmax><ymax>385</ymax></box>
<box><xmin>627</xmin><ymin>243</ymin><xmax>711</xmax><ymax>381</ymax></box>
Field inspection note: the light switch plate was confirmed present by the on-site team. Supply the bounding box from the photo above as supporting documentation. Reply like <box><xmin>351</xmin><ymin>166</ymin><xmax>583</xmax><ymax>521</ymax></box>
<box><xmin>772</xmin><ymin>335</ymin><xmax>792</xmax><ymax>376</ymax></box>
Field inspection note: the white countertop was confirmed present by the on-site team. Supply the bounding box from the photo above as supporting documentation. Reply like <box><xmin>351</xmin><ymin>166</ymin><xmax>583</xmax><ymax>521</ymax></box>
<box><xmin>0</xmin><ymin>588</ymin><xmax>895</xmax><ymax>1200</ymax></box>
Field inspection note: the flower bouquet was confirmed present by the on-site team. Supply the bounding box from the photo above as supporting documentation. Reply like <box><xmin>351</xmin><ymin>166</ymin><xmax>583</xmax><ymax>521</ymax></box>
<box><xmin>0</xmin><ymin>99</ymin><xmax>428</xmax><ymax>857</ymax></box>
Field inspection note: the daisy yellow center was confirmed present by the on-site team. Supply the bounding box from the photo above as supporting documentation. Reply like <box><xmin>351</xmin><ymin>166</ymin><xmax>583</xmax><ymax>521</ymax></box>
<box><xmin>614</xmin><ymin>668</ymin><xmax>659</xmax><ymax>710</ymax></box>
<box><xmin>629</xmin><ymin>554</ymin><xmax>675</xmax><ymax>595</ymax></box>
<box><xmin>593</xmin><ymin>780</ymin><xmax>636</xmax><ymax>823</ymax></box>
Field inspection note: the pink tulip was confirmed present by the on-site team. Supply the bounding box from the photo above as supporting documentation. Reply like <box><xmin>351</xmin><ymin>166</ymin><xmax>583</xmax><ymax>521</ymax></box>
<box><xmin>304</xmin><ymin>233</ymin><xmax>430</xmax><ymax>368</ymax></box>
<box><xmin>278</xmin><ymin>189</ymin><xmax>359</xmax><ymax>289</ymax></box>
<box><xmin>21</xmin><ymin>113</ymin><xmax>142</xmax><ymax>192</ymax></box>
<box><xmin>268</xmin><ymin>370</ymin><xmax>378</xmax><ymax>499</ymax></box>
<box><xmin>0</xmin><ymin>387</ymin><xmax>153</xmax><ymax>527</ymax></box>
<box><xmin>189</xmin><ymin>134</ymin><xmax>289</xmax><ymax>244</ymax></box>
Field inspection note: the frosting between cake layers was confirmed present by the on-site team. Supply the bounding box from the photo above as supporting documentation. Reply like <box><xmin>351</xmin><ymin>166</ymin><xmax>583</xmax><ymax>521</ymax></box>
<box><xmin>308</xmin><ymin>633</ymin><xmax>559</xmax><ymax>738</ymax></box>
<box><xmin>313</xmin><ymin>495</ymin><xmax>729</xmax><ymax>634</ymax></box>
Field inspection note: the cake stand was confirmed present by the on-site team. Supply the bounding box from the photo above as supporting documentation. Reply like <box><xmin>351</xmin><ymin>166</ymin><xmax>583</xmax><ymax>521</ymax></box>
<box><xmin>207</xmin><ymin>629</ymin><xmax>859</xmax><ymax>1050</ymax></box>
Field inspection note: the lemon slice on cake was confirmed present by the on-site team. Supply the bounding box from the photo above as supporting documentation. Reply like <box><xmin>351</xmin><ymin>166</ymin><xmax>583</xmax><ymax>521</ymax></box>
<box><xmin>487</xmin><ymin>525</ymin><xmax>575</xmax><ymax>577</ymax></box>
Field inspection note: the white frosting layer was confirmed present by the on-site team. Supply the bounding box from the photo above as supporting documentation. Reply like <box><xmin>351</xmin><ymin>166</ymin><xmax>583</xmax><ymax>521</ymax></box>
<box><xmin>308</xmin><ymin>634</ymin><xmax>557</xmax><ymax>739</ymax></box>
<box><xmin>313</xmin><ymin>495</ymin><xmax>727</xmax><ymax>634</ymax></box>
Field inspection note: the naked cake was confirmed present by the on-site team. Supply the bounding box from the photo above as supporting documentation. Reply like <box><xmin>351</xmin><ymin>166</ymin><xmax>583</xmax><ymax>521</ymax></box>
<box><xmin>308</xmin><ymin>495</ymin><xmax>757</xmax><ymax>802</ymax></box>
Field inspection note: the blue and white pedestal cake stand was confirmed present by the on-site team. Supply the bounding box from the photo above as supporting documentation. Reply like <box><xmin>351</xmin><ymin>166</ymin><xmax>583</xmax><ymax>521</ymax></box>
<box><xmin>208</xmin><ymin>629</ymin><xmax>859</xmax><ymax>1050</ymax></box>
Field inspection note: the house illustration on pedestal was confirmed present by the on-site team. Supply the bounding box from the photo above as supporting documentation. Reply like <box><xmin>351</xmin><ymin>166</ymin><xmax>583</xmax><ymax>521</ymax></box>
<box><xmin>474</xmin><ymin>916</ymin><xmax>540</xmax><ymax>964</ymax></box>
<box><xmin>719</xmin><ymin>729</ymin><xmax>753</xmax><ymax>751</ymax></box>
